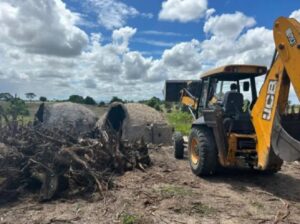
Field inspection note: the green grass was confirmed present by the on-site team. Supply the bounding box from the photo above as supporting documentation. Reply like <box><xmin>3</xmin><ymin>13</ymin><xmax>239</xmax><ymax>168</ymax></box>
<box><xmin>121</xmin><ymin>213</ymin><xmax>139</xmax><ymax>224</ymax></box>
<box><xmin>166</xmin><ymin>111</ymin><xmax>193</xmax><ymax>135</ymax></box>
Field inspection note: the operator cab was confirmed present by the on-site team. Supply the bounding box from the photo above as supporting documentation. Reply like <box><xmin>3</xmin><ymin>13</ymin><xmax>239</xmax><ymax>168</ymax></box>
<box><xmin>199</xmin><ymin>65</ymin><xmax>267</xmax><ymax>134</ymax></box>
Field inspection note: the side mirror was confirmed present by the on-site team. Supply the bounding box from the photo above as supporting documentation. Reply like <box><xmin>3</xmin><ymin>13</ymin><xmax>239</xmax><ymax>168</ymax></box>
<box><xmin>243</xmin><ymin>81</ymin><xmax>250</xmax><ymax>92</ymax></box>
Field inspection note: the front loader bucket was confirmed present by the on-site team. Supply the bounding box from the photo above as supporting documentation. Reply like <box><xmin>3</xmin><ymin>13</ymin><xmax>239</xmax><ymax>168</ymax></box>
<box><xmin>271</xmin><ymin>112</ymin><xmax>300</xmax><ymax>162</ymax></box>
<box><xmin>164</xmin><ymin>80</ymin><xmax>201</xmax><ymax>102</ymax></box>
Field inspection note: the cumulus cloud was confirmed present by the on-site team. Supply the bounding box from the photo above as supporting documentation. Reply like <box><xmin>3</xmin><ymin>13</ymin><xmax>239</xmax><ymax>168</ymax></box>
<box><xmin>0</xmin><ymin>3</ymin><xmax>290</xmax><ymax>101</ymax></box>
<box><xmin>112</xmin><ymin>26</ymin><xmax>137</xmax><ymax>51</ymax></box>
<box><xmin>77</xmin><ymin>27</ymin><xmax>138</xmax><ymax>83</ymax></box>
<box><xmin>162</xmin><ymin>39</ymin><xmax>202</xmax><ymax>72</ymax></box>
<box><xmin>204</xmin><ymin>12</ymin><xmax>256</xmax><ymax>38</ymax></box>
<box><xmin>205</xmin><ymin>8</ymin><xmax>216</xmax><ymax>19</ymax></box>
<box><xmin>84</xmin><ymin>44</ymin><xmax>123</xmax><ymax>81</ymax></box>
<box><xmin>237</xmin><ymin>27</ymin><xmax>273</xmax><ymax>53</ymax></box>
<box><xmin>200</xmin><ymin>12</ymin><xmax>273</xmax><ymax>67</ymax></box>
<box><xmin>290</xmin><ymin>9</ymin><xmax>300</xmax><ymax>21</ymax></box>
<box><xmin>145</xmin><ymin>60</ymin><xmax>168</xmax><ymax>83</ymax></box>
<box><xmin>159</xmin><ymin>0</ymin><xmax>208</xmax><ymax>22</ymax></box>
<box><xmin>0</xmin><ymin>0</ymin><xmax>88</xmax><ymax>57</ymax></box>
<box><xmin>86</xmin><ymin>0</ymin><xmax>146</xmax><ymax>30</ymax></box>
<box><xmin>0</xmin><ymin>0</ymin><xmax>204</xmax><ymax>100</ymax></box>
<box><xmin>122</xmin><ymin>51</ymin><xmax>152</xmax><ymax>80</ymax></box>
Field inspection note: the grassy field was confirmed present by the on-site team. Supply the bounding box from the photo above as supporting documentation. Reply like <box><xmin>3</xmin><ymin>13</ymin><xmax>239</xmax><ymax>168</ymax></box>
<box><xmin>166</xmin><ymin>110</ymin><xmax>193</xmax><ymax>135</ymax></box>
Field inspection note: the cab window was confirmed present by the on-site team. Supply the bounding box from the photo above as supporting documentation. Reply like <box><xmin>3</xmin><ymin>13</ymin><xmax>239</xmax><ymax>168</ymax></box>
<box><xmin>200</xmin><ymin>79</ymin><xmax>209</xmax><ymax>107</ymax></box>
<box><xmin>215</xmin><ymin>80</ymin><xmax>238</xmax><ymax>102</ymax></box>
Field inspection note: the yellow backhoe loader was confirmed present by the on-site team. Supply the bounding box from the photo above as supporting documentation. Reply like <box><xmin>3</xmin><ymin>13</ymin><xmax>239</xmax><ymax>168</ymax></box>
<box><xmin>164</xmin><ymin>16</ymin><xmax>300</xmax><ymax>176</ymax></box>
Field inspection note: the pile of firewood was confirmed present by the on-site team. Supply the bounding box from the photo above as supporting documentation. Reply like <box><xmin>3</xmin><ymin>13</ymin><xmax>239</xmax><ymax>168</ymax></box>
<box><xmin>0</xmin><ymin>120</ymin><xmax>151</xmax><ymax>203</ymax></box>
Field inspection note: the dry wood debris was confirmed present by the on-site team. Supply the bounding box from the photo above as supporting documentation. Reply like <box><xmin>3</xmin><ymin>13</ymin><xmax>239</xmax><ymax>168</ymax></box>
<box><xmin>0</xmin><ymin>116</ymin><xmax>151</xmax><ymax>203</ymax></box>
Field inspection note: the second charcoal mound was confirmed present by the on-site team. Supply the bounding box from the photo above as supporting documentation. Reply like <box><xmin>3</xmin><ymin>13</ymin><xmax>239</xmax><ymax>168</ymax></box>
<box><xmin>97</xmin><ymin>103</ymin><xmax>172</xmax><ymax>145</ymax></box>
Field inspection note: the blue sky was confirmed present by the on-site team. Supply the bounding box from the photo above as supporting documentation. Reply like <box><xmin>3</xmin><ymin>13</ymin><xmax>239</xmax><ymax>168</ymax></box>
<box><xmin>0</xmin><ymin>0</ymin><xmax>299</xmax><ymax>101</ymax></box>
<box><xmin>64</xmin><ymin>0</ymin><xmax>300</xmax><ymax>59</ymax></box>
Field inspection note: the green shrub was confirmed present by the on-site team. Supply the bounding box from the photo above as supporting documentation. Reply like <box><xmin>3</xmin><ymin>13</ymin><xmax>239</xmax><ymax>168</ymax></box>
<box><xmin>166</xmin><ymin>111</ymin><xmax>193</xmax><ymax>135</ymax></box>
<box><xmin>110</xmin><ymin>96</ymin><xmax>124</xmax><ymax>104</ymax></box>
<box><xmin>84</xmin><ymin>96</ymin><xmax>96</xmax><ymax>105</ymax></box>
<box><xmin>98</xmin><ymin>101</ymin><xmax>106</xmax><ymax>106</ymax></box>
<box><xmin>68</xmin><ymin>95</ymin><xmax>84</xmax><ymax>104</ymax></box>
<box><xmin>39</xmin><ymin>96</ymin><xmax>47</xmax><ymax>102</ymax></box>
<box><xmin>121</xmin><ymin>213</ymin><xmax>138</xmax><ymax>224</ymax></box>
<box><xmin>0</xmin><ymin>97</ymin><xmax>29</xmax><ymax>123</ymax></box>
<box><xmin>7</xmin><ymin>98</ymin><xmax>30</xmax><ymax>117</ymax></box>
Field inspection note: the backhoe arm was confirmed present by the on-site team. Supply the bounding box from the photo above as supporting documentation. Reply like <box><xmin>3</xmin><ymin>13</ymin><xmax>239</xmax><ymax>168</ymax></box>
<box><xmin>274</xmin><ymin>17</ymin><xmax>300</xmax><ymax>100</ymax></box>
<box><xmin>252</xmin><ymin>17</ymin><xmax>300</xmax><ymax>169</ymax></box>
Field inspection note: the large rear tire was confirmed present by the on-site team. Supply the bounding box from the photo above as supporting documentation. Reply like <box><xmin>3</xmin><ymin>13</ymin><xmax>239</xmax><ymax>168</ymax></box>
<box><xmin>173</xmin><ymin>132</ymin><xmax>184</xmax><ymax>159</ymax></box>
<box><xmin>188</xmin><ymin>127</ymin><xmax>218</xmax><ymax>176</ymax></box>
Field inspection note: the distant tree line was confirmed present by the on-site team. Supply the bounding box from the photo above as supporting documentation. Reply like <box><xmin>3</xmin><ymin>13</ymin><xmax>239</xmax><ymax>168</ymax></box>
<box><xmin>0</xmin><ymin>92</ymin><xmax>168</xmax><ymax>111</ymax></box>
<box><xmin>68</xmin><ymin>95</ymin><xmax>97</xmax><ymax>105</ymax></box>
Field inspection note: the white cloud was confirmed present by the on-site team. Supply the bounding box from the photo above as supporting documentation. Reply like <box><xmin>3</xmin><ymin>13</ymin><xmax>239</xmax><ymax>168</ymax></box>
<box><xmin>86</xmin><ymin>0</ymin><xmax>138</xmax><ymax>30</ymax></box>
<box><xmin>205</xmin><ymin>8</ymin><xmax>216</xmax><ymax>19</ymax></box>
<box><xmin>162</xmin><ymin>39</ymin><xmax>202</xmax><ymax>73</ymax></box>
<box><xmin>0</xmin><ymin>0</ymin><xmax>88</xmax><ymax>57</ymax></box>
<box><xmin>112</xmin><ymin>26</ymin><xmax>137</xmax><ymax>52</ymax></box>
<box><xmin>84</xmin><ymin>78</ymin><xmax>97</xmax><ymax>89</ymax></box>
<box><xmin>122</xmin><ymin>51</ymin><xmax>152</xmax><ymax>80</ymax></box>
<box><xmin>159</xmin><ymin>0</ymin><xmax>208</xmax><ymax>22</ymax></box>
<box><xmin>141</xmin><ymin>13</ymin><xmax>154</xmax><ymax>19</ymax></box>
<box><xmin>134</xmin><ymin>38</ymin><xmax>176</xmax><ymax>47</ymax></box>
<box><xmin>0</xmin><ymin>4</ymin><xmax>293</xmax><ymax>101</ymax></box>
<box><xmin>141</xmin><ymin>30</ymin><xmax>184</xmax><ymax>37</ymax></box>
<box><xmin>200</xmin><ymin>12</ymin><xmax>273</xmax><ymax>67</ymax></box>
<box><xmin>145</xmin><ymin>60</ymin><xmax>168</xmax><ymax>83</ymax></box>
<box><xmin>0</xmin><ymin>18</ymin><xmax>140</xmax><ymax>99</ymax></box>
<box><xmin>290</xmin><ymin>9</ymin><xmax>300</xmax><ymax>22</ymax></box>
<box><xmin>204</xmin><ymin>12</ymin><xmax>256</xmax><ymax>38</ymax></box>
<box><xmin>237</xmin><ymin>27</ymin><xmax>273</xmax><ymax>53</ymax></box>
<box><xmin>84</xmin><ymin>42</ymin><xmax>123</xmax><ymax>81</ymax></box>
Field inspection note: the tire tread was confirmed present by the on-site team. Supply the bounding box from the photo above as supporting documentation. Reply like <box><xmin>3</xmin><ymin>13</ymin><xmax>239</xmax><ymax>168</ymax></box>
<box><xmin>188</xmin><ymin>127</ymin><xmax>217</xmax><ymax>176</ymax></box>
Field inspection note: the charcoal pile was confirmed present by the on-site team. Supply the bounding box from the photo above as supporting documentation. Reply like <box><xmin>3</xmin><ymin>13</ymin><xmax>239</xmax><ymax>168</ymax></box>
<box><xmin>97</xmin><ymin>103</ymin><xmax>173</xmax><ymax>145</ymax></box>
<box><xmin>0</xmin><ymin>119</ymin><xmax>151</xmax><ymax>203</ymax></box>
<box><xmin>35</xmin><ymin>102</ymin><xmax>98</xmax><ymax>138</ymax></box>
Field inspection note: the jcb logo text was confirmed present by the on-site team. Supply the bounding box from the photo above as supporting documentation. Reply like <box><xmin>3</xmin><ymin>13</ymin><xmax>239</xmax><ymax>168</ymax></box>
<box><xmin>263</xmin><ymin>80</ymin><xmax>277</xmax><ymax>120</ymax></box>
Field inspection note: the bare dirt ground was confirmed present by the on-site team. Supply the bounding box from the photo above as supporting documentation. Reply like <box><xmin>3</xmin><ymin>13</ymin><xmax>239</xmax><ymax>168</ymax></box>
<box><xmin>1</xmin><ymin>146</ymin><xmax>300</xmax><ymax>224</ymax></box>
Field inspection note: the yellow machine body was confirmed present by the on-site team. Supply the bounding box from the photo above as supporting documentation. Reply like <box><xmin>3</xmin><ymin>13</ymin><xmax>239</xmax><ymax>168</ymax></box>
<box><xmin>180</xmin><ymin>17</ymin><xmax>300</xmax><ymax>170</ymax></box>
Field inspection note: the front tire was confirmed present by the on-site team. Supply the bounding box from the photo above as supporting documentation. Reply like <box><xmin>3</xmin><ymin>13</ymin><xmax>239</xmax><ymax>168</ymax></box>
<box><xmin>188</xmin><ymin>127</ymin><xmax>218</xmax><ymax>176</ymax></box>
<box><xmin>173</xmin><ymin>132</ymin><xmax>184</xmax><ymax>159</ymax></box>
